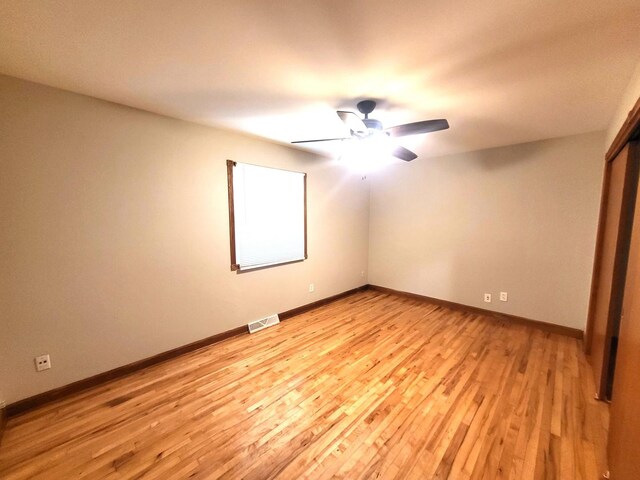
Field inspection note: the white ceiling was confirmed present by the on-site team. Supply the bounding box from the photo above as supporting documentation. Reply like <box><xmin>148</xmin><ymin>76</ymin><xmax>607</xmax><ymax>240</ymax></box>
<box><xmin>1</xmin><ymin>1</ymin><xmax>639</xmax><ymax>158</ymax></box>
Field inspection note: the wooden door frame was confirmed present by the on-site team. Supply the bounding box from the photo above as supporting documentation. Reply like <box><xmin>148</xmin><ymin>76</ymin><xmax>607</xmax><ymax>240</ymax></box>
<box><xmin>595</xmin><ymin>145</ymin><xmax>638</xmax><ymax>400</ymax></box>
<box><xmin>607</xmin><ymin>141</ymin><xmax>640</xmax><ymax>480</ymax></box>
<box><xmin>584</xmin><ymin>96</ymin><xmax>640</xmax><ymax>365</ymax></box>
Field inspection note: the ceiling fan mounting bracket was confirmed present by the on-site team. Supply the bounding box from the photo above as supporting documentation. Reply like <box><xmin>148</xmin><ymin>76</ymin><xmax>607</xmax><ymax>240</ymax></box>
<box><xmin>357</xmin><ymin>100</ymin><xmax>377</xmax><ymax>118</ymax></box>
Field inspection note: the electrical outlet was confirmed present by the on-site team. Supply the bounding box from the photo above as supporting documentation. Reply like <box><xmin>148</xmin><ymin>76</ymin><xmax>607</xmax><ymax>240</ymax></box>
<box><xmin>309</xmin><ymin>283</ymin><xmax>315</xmax><ymax>293</ymax></box>
<box><xmin>360</xmin><ymin>271</ymin><xmax>365</xmax><ymax>278</ymax></box>
<box><xmin>500</xmin><ymin>292</ymin><xmax>508</xmax><ymax>302</ymax></box>
<box><xmin>35</xmin><ymin>354</ymin><xmax>51</xmax><ymax>372</ymax></box>
<box><xmin>484</xmin><ymin>293</ymin><xmax>492</xmax><ymax>303</ymax></box>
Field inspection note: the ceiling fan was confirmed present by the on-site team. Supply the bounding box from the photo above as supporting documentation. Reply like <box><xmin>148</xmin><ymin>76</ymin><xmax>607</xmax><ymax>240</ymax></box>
<box><xmin>292</xmin><ymin>100</ymin><xmax>449</xmax><ymax>161</ymax></box>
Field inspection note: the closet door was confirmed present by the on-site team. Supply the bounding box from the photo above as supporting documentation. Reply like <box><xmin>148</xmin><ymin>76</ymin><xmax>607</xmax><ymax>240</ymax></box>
<box><xmin>608</xmin><ymin>141</ymin><xmax>640</xmax><ymax>479</ymax></box>
<box><xmin>587</xmin><ymin>143</ymin><xmax>638</xmax><ymax>399</ymax></box>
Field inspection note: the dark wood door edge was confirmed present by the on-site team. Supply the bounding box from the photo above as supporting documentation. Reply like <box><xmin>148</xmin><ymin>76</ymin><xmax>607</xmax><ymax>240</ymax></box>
<box><xmin>606</xmin><ymin>96</ymin><xmax>640</xmax><ymax>163</ymax></box>
<box><xmin>368</xmin><ymin>284</ymin><xmax>584</xmax><ymax>339</ymax></box>
<box><xmin>596</xmin><ymin>142</ymin><xmax>640</xmax><ymax>400</ymax></box>
<box><xmin>0</xmin><ymin>406</ymin><xmax>6</xmax><ymax>446</ymax></box>
<box><xmin>5</xmin><ymin>285</ymin><xmax>369</xmax><ymax>418</ymax></box>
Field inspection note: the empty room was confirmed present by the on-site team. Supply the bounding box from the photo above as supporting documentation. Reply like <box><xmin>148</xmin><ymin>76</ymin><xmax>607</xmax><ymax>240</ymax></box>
<box><xmin>2</xmin><ymin>1</ymin><xmax>640</xmax><ymax>479</ymax></box>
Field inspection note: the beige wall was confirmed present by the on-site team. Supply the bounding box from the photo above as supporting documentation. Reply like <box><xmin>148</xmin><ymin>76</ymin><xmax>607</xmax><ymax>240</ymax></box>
<box><xmin>0</xmin><ymin>72</ymin><xmax>616</xmax><ymax>405</ymax></box>
<box><xmin>368</xmin><ymin>131</ymin><xmax>605</xmax><ymax>330</ymax></box>
<box><xmin>607</xmin><ymin>61</ymin><xmax>640</xmax><ymax>147</ymax></box>
<box><xmin>0</xmin><ymin>75</ymin><xmax>370</xmax><ymax>404</ymax></box>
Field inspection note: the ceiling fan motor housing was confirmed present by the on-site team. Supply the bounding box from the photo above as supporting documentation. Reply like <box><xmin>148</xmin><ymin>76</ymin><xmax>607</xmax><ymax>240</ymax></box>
<box><xmin>363</xmin><ymin>118</ymin><xmax>383</xmax><ymax>130</ymax></box>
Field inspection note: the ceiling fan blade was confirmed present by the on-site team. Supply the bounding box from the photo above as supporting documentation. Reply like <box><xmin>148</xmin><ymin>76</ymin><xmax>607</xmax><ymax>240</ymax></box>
<box><xmin>337</xmin><ymin>111</ymin><xmax>367</xmax><ymax>134</ymax></box>
<box><xmin>386</xmin><ymin>119</ymin><xmax>449</xmax><ymax>137</ymax></box>
<box><xmin>391</xmin><ymin>145</ymin><xmax>418</xmax><ymax>162</ymax></box>
<box><xmin>291</xmin><ymin>137</ymin><xmax>350</xmax><ymax>144</ymax></box>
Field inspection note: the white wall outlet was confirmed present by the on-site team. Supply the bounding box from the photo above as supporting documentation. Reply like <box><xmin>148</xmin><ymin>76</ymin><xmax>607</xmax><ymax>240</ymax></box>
<box><xmin>484</xmin><ymin>293</ymin><xmax>492</xmax><ymax>303</ymax></box>
<box><xmin>308</xmin><ymin>283</ymin><xmax>315</xmax><ymax>293</ymax></box>
<box><xmin>360</xmin><ymin>271</ymin><xmax>365</xmax><ymax>278</ymax></box>
<box><xmin>35</xmin><ymin>354</ymin><xmax>51</xmax><ymax>372</ymax></box>
<box><xmin>500</xmin><ymin>292</ymin><xmax>508</xmax><ymax>302</ymax></box>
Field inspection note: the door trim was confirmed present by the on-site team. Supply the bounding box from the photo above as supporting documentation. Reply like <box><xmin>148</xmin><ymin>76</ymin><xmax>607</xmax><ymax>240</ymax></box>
<box><xmin>606</xmin><ymin>96</ymin><xmax>640</xmax><ymax>163</ymax></box>
<box><xmin>585</xmin><ymin>96</ymin><xmax>640</xmax><ymax>355</ymax></box>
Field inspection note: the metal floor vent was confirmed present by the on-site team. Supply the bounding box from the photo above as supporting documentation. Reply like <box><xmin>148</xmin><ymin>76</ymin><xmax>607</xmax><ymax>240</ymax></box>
<box><xmin>247</xmin><ymin>314</ymin><xmax>280</xmax><ymax>334</ymax></box>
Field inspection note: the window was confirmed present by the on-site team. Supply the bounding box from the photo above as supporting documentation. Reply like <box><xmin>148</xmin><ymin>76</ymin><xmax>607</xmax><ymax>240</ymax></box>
<box><xmin>227</xmin><ymin>160</ymin><xmax>307</xmax><ymax>271</ymax></box>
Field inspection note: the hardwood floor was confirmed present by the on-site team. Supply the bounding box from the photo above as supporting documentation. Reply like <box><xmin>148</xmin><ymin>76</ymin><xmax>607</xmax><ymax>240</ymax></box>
<box><xmin>0</xmin><ymin>291</ymin><xmax>609</xmax><ymax>479</ymax></box>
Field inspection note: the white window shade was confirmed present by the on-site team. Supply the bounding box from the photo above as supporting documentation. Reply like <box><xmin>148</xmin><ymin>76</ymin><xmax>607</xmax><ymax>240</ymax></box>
<box><xmin>229</xmin><ymin>161</ymin><xmax>306</xmax><ymax>270</ymax></box>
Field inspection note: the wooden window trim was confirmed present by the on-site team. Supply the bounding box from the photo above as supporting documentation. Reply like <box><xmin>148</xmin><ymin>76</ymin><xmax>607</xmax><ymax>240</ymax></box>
<box><xmin>226</xmin><ymin>159</ymin><xmax>307</xmax><ymax>272</ymax></box>
<box><xmin>226</xmin><ymin>160</ymin><xmax>240</xmax><ymax>271</ymax></box>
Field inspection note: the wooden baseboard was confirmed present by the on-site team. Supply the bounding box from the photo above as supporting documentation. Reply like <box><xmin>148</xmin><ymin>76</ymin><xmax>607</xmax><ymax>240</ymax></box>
<box><xmin>6</xmin><ymin>326</ymin><xmax>247</xmax><ymax>418</ymax></box>
<box><xmin>7</xmin><ymin>283</ymin><xmax>574</xmax><ymax>418</ymax></box>
<box><xmin>0</xmin><ymin>404</ymin><xmax>6</xmax><ymax>446</ymax></box>
<box><xmin>279</xmin><ymin>285</ymin><xmax>369</xmax><ymax>320</ymax></box>
<box><xmin>368</xmin><ymin>284</ymin><xmax>583</xmax><ymax>339</ymax></box>
<box><xmin>6</xmin><ymin>285</ymin><xmax>368</xmax><ymax>418</ymax></box>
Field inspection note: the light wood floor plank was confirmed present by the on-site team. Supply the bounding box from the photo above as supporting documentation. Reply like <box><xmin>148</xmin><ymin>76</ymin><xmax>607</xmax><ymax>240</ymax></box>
<box><xmin>0</xmin><ymin>291</ymin><xmax>608</xmax><ymax>479</ymax></box>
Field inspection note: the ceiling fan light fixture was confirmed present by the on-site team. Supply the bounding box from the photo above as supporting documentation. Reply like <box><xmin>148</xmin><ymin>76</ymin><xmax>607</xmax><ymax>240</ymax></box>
<box><xmin>338</xmin><ymin>133</ymin><xmax>397</xmax><ymax>173</ymax></box>
<box><xmin>292</xmin><ymin>98</ymin><xmax>448</xmax><ymax>163</ymax></box>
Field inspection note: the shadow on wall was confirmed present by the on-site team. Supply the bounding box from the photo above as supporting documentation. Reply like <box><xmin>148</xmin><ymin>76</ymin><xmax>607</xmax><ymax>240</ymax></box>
<box><xmin>442</xmin><ymin>135</ymin><xmax>550</xmax><ymax>171</ymax></box>
<box><xmin>415</xmin><ymin>113</ymin><xmax>557</xmax><ymax>161</ymax></box>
